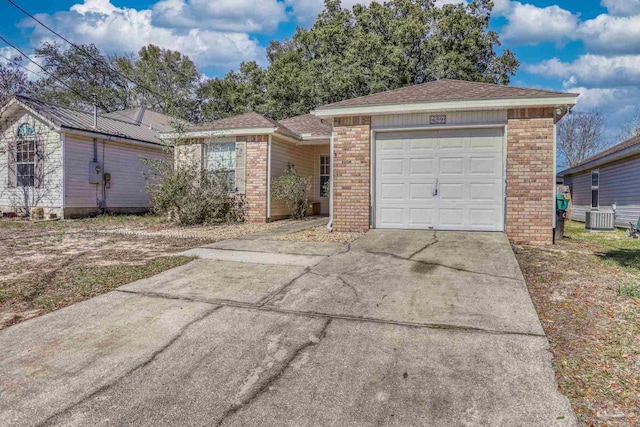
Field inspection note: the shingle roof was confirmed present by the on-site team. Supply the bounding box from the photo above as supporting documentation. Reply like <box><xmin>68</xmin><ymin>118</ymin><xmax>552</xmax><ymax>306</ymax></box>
<box><xmin>278</xmin><ymin>114</ymin><xmax>331</xmax><ymax>138</ymax></box>
<box><xmin>187</xmin><ymin>111</ymin><xmax>301</xmax><ymax>139</ymax></box>
<box><xmin>2</xmin><ymin>95</ymin><xmax>182</xmax><ymax>145</ymax></box>
<box><xmin>559</xmin><ymin>134</ymin><xmax>640</xmax><ymax>176</ymax></box>
<box><xmin>317</xmin><ymin>79</ymin><xmax>578</xmax><ymax>109</ymax></box>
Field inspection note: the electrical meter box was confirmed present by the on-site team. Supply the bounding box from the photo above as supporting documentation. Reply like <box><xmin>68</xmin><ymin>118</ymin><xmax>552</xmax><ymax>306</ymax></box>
<box><xmin>89</xmin><ymin>162</ymin><xmax>103</xmax><ymax>184</ymax></box>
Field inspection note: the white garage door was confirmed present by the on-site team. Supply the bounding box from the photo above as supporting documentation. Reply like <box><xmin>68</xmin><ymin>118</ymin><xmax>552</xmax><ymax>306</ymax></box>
<box><xmin>375</xmin><ymin>128</ymin><xmax>505</xmax><ymax>231</ymax></box>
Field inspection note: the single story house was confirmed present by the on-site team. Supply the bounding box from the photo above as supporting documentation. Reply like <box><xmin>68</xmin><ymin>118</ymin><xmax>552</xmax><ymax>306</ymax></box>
<box><xmin>165</xmin><ymin>112</ymin><xmax>332</xmax><ymax>222</ymax></box>
<box><xmin>558</xmin><ymin>131</ymin><xmax>640</xmax><ymax>228</ymax></box>
<box><xmin>0</xmin><ymin>95</ymin><xmax>176</xmax><ymax>218</ymax></box>
<box><xmin>168</xmin><ymin>79</ymin><xmax>578</xmax><ymax>244</ymax></box>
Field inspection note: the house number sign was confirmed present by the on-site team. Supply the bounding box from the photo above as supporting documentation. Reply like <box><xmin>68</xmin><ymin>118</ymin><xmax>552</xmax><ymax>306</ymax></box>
<box><xmin>429</xmin><ymin>114</ymin><xmax>447</xmax><ymax>125</ymax></box>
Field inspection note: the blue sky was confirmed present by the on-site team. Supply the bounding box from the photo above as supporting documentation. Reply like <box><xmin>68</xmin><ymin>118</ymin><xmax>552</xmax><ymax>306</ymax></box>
<box><xmin>1</xmin><ymin>0</ymin><xmax>639</xmax><ymax>143</ymax></box>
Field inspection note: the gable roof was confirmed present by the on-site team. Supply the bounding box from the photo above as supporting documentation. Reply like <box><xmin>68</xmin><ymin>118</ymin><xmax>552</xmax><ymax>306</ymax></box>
<box><xmin>559</xmin><ymin>134</ymin><xmax>640</xmax><ymax>177</ymax></box>
<box><xmin>277</xmin><ymin>114</ymin><xmax>331</xmax><ymax>138</ymax></box>
<box><xmin>317</xmin><ymin>79</ymin><xmax>578</xmax><ymax>110</ymax></box>
<box><xmin>0</xmin><ymin>95</ymin><xmax>182</xmax><ymax>145</ymax></box>
<box><xmin>175</xmin><ymin>112</ymin><xmax>305</xmax><ymax>141</ymax></box>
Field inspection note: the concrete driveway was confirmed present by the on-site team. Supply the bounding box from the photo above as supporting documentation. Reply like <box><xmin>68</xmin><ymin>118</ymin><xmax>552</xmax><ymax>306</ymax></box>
<box><xmin>0</xmin><ymin>223</ymin><xmax>576</xmax><ymax>426</ymax></box>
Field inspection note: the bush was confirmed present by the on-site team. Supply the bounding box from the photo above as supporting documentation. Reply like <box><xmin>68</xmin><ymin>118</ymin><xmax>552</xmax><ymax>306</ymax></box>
<box><xmin>271</xmin><ymin>164</ymin><xmax>312</xmax><ymax>219</ymax></box>
<box><xmin>143</xmin><ymin>157</ymin><xmax>245</xmax><ymax>225</ymax></box>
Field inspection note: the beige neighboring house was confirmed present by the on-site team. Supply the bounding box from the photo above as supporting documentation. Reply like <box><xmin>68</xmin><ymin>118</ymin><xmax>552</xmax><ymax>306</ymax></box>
<box><xmin>165</xmin><ymin>112</ymin><xmax>332</xmax><ymax>222</ymax></box>
<box><xmin>0</xmin><ymin>95</ymin><xmax>177</xmax><ymax>218</ymax></box>
<box><xmin>170</xmin><ymin>79</ymin><xmax>579</xmax><ymax>244</ymax></box>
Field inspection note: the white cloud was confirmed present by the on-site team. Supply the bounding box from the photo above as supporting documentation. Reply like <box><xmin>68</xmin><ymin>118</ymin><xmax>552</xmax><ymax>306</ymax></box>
<box><xmin>22</xmin><ymin>0</ymin><xmax>263</xmax><ymax>71</ymax></box>
<box><xmin>526</xmin><ymin>54</ymin><xmax>640</xmax><ymax>88</ymax></box>
<box><xmin>0</xmin><ymin>47</ymin><xmax>46</xmax><ymax>82</ymax></box>
<box><xmin>578</xmin><ymin>14</ymin><xmax>640</xmax><ymax>55</ymax></box>
<box><xmin>151</xmin><ymin>0</ymin><xmax>286</xmax><ymax>33</ymax></box>
<box><xmin>496</xmin><ymin>1</ymin><xmax>579</xmax><ymax>45</ymax></box>
<box><xmin>600</xmin><ymin>0</ymin><xmax>640</xmax><ymax>16</ymax></box>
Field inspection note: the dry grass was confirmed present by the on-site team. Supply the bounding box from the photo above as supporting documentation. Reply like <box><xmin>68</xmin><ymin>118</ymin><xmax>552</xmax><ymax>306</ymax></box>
<box><xmin>0</xmin><ymin>215</ymin><xmax>296</xmax><ymax>329</ymax></box>
<box><xmin>514</xmin><ymin>221</ymin><xmax>640</xmax><ymax>427</ymax></box>
<box><xmin>273</xmin><ymin>225</ymin><xmax>364</xmax><ymax>244</ymax></box>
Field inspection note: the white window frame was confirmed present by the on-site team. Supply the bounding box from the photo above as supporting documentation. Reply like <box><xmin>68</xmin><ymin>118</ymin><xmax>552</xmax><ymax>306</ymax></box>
<box><xmin>206</xmin><ymin>139</ymin><xmax>236</xmax><ymax>192</ymax></box>
<box><xmin>16</xmin><ymin>135</ymin><xmax>36</xmax><ymax>188</ymax></box>
<box><xmin>591</xmin><ymin>170</ymin><xmax>599</xmax><ymax>209</ymax></box>
<box><xmin>320</xmin><ymin>154</ymin><xmax>330</xmax><ymax>197</ymax></box>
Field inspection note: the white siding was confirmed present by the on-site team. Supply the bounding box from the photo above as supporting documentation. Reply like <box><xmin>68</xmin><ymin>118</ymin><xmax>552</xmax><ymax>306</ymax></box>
<box><xmin>64</xmin><ymin>134</ymin><xmax>168</xmax><ymax>209</ymax></box>
<box><xmin>565</xmin><ymin>156</ymin><xmax>640</xmax><ymax>228</ymax></box>
<box><xmin>269</xmin><ymin>137</ymin><xmax>315</xmax><ymax>218</ymax></box>
<box><xmin>0</xmin><ymin>110</ymin><xmax>63</xmax><ymax>213</ymax></box>
<box><xmin>372</xmin><ymin>110</ymin><xmax>508</xmax><ymax>131</ymax></box>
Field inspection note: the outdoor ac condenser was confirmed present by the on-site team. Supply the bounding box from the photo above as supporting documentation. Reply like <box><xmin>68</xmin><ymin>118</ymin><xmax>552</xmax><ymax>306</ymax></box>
<box><xmin>585</xmin><ymin>211</ymin><xmax>615</xmax><ymax>231</ymax></box>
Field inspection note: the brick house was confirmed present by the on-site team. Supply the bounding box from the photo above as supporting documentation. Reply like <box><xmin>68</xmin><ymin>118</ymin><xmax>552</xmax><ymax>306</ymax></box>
<box><xmin>170</xmin><ymin>79</ymin><xmax>578</xmax><ymax>245</ymax></box>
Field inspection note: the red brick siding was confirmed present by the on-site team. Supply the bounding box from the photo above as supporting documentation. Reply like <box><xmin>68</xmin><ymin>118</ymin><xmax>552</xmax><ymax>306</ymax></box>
<box><xmin>332</xmin><ymin>116</ymin><xmax>371</xmax><ymax>232</ymax></box>
<box><xmin>506</xmin><ymin>115</ymin><xmax>555</xmax><ymax>245</ymax></box>
<box><xmin>241</xmin><ymin>135</ymin><xmax>268</xmax><ymax>223</ymax></box>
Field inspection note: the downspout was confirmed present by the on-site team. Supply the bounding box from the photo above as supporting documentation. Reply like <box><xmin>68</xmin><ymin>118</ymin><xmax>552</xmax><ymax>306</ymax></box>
<box><xmin>60</xmin><ymin>133</ymin><xmax>66</xmax><ymax>218</ymax></box>
<box><xmin>327</xmin><ymin>118</ymin><xmax>334</xmax><ymax>232</ymax></box>
<box><xmin>267</xmin><ymin>134</ymin><xmax>272</xmax><ymax>221</ymax></box>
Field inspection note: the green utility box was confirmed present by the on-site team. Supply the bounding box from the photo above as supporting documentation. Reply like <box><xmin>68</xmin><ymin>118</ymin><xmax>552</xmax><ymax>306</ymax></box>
<box><xmin>556</xmin><ymin>194</ymin><xmax>569</xmax><ymax>211</ymax></box>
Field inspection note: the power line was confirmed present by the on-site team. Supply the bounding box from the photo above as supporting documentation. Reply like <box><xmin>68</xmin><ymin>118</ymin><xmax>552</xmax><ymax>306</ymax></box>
<box><xmin>0</xmin><ymin>34</ymin><xmax>110</xmax><ymax>111</ymax></box>
<box><xmin>7</xmin><ymin>0</ymin><xmax>176</xmax><ymax>106</ymax></box>
<box><xmin>0</xmin><ymin>52</ymin><xmax>47</xmax><ymax>80</ymax></box>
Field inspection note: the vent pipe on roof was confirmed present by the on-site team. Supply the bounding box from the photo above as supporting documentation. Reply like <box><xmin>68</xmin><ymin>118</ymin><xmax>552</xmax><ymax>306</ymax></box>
<box><xmin>93</xmin><ymin>104</ymin><xmax>98</xmax><ymax>129</ymax></box>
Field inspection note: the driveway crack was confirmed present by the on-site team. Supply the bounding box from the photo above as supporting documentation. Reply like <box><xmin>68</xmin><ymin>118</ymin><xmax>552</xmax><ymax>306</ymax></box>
<box><xmin>408</xmin><ymin>231</ymin><xmax>438</xmax><ymax>259</ymax></box>
<box><xmin>215</xmin><ymin>318</ymin><xmax>332</xmax><ymax>426</ymax></box>
<box><xmin>37</xmin><ymin>305</ymin><xmax>222</xmax><ymax>427</ymax></box>
<box><xmin>258</xmin><ymin>268</ymin><xmax>311</xmax><ymax>306</ymax></box>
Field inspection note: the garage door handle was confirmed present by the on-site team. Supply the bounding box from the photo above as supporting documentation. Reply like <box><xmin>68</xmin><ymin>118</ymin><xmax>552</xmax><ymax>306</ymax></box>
<box><xmin>432</xmin><ymin>179</ymin><xmax>439</xmax><ymax>197</ymax></box>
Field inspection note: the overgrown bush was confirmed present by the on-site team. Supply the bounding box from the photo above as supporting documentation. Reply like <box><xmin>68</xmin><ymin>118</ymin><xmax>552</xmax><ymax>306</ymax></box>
<box><xmin>271</xmin><ymin>164</ymin><xmax>312</xmax><ymax>219</ymax></box>
<box><xmin>143</xmin><ymin>156</ymin><xmax>245</xmax><ymax>225</ymax></box>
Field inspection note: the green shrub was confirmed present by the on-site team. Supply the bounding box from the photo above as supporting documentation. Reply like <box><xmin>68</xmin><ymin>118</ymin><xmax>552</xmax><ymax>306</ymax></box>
<box><xmin>271</xmin><ymin>164</ymin><xmax>312</xmax><ymax>219</ymax></box>
<box><xmin>619</xmin><ymin>280</ymin><xmax>639</xmax><ymax>298</ymax></box>
<box><xmin>143</xmin><ymin>156</ymin><xmax>245</xmax><ymax>225</ymax></box>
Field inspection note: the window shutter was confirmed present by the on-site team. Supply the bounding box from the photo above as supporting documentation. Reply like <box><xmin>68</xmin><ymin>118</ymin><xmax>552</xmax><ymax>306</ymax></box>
<box><xmin>35</xmin><ymin>138</ymin><xmax>45</xmax><ymax>189</ymax></box>
<box><xmin>235</xmin><ymin>141</ymin><xmax>246</xmax><ymax>194</ymax></box>
<box><xmin>7</xmin><ymin>138</ymin><xmax>16</xmax><ymax>188</ymax></box>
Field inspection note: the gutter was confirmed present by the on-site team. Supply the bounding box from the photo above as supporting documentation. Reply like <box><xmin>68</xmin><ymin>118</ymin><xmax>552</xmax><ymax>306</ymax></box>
<box><xmin>327</xmin><ymin>118</ymin><xmax>334</xmax><ymax>232</ymax></box>
<box><xmin>267</xmin><ymin>134</ymin><xmax>272</xmax><ymax>220</ymax></box>
<box><xmin>62</xmin><ymin>128</ymin><xmax>165</xmax><ymax>150</ymax></box>
<box><xmin>559</xmin><ymin>143</ymin><xmax>640</xmax><ymax>177</ymax></box>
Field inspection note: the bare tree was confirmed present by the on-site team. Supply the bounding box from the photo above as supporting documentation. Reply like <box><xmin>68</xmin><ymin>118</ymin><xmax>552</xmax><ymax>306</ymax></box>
<box><xmin>616</xmin><ymin>107</ymin><xmax>640</xmax><ymax>142</ymax></box>
<box><xmin>557</xmin><ymin>111</ymin><xmax>606</xmax><ymax>169</ymax></box>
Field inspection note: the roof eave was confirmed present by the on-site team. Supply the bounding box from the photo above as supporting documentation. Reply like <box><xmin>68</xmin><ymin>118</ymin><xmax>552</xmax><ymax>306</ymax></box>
<box><xmin>312</xmin><ymin>95</ymin><xmax>579</xmax><ymax>118</ymax></box>
<box><xmin>558</xmin><ymin>144</ymin><xmax>640</xmax><ymax>177</ymax></box>
<box><xmin>161</xmin><ymin>127</ymin><xmax>278</xmax><ymax>140</ymax></box>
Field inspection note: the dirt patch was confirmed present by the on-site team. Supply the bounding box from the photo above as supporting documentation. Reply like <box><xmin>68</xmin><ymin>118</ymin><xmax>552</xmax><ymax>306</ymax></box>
<box><xmin>514</xmin><ymin>221</ymin><xmax>639</xmax><ymax>427</ymax></box>
<box><xmin>0</xmin><ymin>215</ymin><xmax>299</xmax><ymax>329</ymax></box>
<box><xmin>273</xmin><ymin>225</ymin><xmax>364</xmax><ymax>244</ymax></box>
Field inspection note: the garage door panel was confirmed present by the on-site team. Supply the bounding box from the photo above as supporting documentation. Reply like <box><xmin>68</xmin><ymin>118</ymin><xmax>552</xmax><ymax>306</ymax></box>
<box><xmin>375</xmin><ymin>128</ymin><xmax>504</xmax><ymax>231</ymax></box>
<box><xmin>380</xmin><ymin>158</ymin><xmax>404</xmax><ymax>176</ymax></box>
<box><xmin>409</xmin><ymin>183</ymin><xmax>434</xmax><ymax>201</ymax></box>
<box><xmin>469</xmin><ymin>156</ymin><xmax>500</xmax><ymax>175</ymax></box>
<box><xmin>409</xmin><ymin>158</ymin><xmax>435</xmax><ymax>175</ymax></box>
<box><xmin>439</xmin><ymin>157</ymin><xmax>464</xmax><ymax>175</ymax></box>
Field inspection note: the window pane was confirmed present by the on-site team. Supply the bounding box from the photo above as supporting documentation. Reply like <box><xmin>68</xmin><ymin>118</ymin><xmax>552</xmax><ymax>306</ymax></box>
<box><xmin>591</xmin><ymin>189</ymin><xmax>599</xmax><ymax>208</ymax></box>
<box><xmin>207</xmin><ymin>142</ymin><xmax>236</xmax><ymax>171</ymax></box>
<box><xmin>591</xmin><ymin>171</ymin><xmax>599</xmax><ymax>187</ymax></box>
<box><xmin>17</xmin><ymin>164</ymin><xmax>35</xmax><ymax>187</ymax></box>
<box><xmin>320</xmin><ymin>176</ymin><xmax>330</xmax><ymax>197</ymax></box>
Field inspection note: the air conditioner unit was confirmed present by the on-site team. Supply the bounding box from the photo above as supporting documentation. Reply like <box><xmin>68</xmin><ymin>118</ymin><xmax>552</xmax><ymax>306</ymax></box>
<box><xmin>585</xmin><ymin>211</ymin><xmax>615</xmax><ymax>231</ymax></box>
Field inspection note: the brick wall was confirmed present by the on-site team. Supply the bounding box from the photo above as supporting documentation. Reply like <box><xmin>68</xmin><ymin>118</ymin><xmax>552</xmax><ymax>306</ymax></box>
<box><xmin>506</xmin><ymin>111</ymin><xmax>555</xmax><ymax>245</ymax></box>
<box><xmin>332</xmin><ymin>116</ymin><xmax>371</xmax><ymax>232</ymax></box>
<box><xmin>240</xmin><ymin>135</ymin><xmax>268</xmax><ymax>223</ymax></box>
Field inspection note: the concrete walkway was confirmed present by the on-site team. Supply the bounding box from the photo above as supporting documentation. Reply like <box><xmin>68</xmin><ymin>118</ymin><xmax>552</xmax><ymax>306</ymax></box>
<box><xmin>0</xmin><ymin>225</ymin><xmax>576</xmax><ymax>426</ymax></box>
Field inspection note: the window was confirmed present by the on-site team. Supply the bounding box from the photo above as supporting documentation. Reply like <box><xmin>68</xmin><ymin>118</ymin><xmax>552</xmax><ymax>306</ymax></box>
<box><xmin>591</xmin><ymin>170</ymin><xmax>599</xmax><ymax>209</ymax></box>
<box><xmin>16</xmin><ymin>138</ymin><xmax>35</xmax><ymax>187</ymax></box>
<box><xmin>320</xmin><ymin>155</ymin><xmax>330</xmax><ymax>197</ymax></box>
<box><xmin>206</xmin><ymin>142</ymin><xmax>236</xmax><ymax>191</ymax></box>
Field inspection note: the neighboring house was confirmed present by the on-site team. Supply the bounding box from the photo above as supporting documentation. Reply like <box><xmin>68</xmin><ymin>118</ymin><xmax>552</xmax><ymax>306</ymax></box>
<box><xmin>558</xmin><ymin>132</ymin><xmax>640</xmax><ymax>228</ymax></box>
<box><xmin>0</xmin><ymin>95</ymin><xmax>177</xmax><ymax>218</ymax></box>
<box><xmin>169</xmin><ymin>79</ymin><xmax>578</xmax><ymax>244</ymax></box>
<box><xmin>166</xmin><ymin>112</ymin><xmax>332</xmax><ymax>221</ymax></box>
